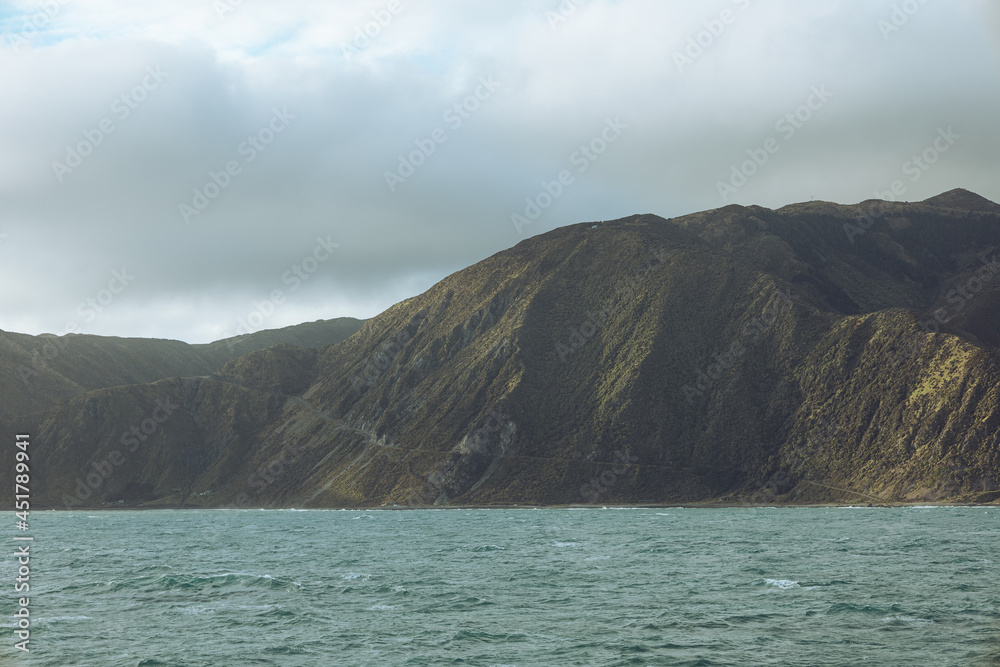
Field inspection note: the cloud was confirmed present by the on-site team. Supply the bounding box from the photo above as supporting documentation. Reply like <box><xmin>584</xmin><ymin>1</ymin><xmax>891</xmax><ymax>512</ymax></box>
<box><xmin>1</xmin><ymin>0</ymin><xmax>998</xmax><ymax>342</ymax></box>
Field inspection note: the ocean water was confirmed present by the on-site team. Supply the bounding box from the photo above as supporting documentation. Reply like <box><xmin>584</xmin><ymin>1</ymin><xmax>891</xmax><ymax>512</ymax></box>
<box><xmin>3</xmin><ymin>507</ymin><xmax>998</xmax><ymax>666</ymax></box>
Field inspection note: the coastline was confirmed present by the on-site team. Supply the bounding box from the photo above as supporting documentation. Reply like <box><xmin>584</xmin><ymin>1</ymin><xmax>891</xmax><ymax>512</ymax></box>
<box><xmin>12</xmin><ymin>500</ymin><xmax>998</xmax><ymax>512</ymax></box>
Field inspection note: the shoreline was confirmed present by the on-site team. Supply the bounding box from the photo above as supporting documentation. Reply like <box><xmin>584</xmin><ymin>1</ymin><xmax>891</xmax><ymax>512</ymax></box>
<box><xmin>11</xmin><ymin>500</ymin><xmax>997</xmax><ymax>512</ymax></box>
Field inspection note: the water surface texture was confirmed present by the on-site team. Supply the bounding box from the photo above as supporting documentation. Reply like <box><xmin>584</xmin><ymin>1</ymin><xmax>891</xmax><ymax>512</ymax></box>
<box><xmin>3</xmin><ymin>507</ymin><xmax>998</xmax><ymax>666</ymax></box>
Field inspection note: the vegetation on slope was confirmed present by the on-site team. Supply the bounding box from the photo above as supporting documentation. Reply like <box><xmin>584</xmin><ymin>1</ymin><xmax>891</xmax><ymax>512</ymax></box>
<box><xmin>8</xmin><ymin>190</ymin><xmax>1000</xmax><ymax>508</ymax></box>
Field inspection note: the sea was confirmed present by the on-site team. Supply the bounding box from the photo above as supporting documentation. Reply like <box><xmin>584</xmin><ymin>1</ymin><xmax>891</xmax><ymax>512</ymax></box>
<box><xmin>2</xmin><ymin>506</ymin><xmax>998</xmax><ymax>666</ymax></box>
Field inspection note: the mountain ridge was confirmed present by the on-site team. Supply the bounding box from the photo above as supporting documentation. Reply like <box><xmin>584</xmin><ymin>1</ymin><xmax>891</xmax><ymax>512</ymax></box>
<box><xmin>0</xmin><ymin>317</ymin><xmax>364</xmax><ymax>422</ymax></box>
<box><xmin>6</xmin><ymin>191</ymin><xmax>1000</xmax><ymax>508</ymax></box>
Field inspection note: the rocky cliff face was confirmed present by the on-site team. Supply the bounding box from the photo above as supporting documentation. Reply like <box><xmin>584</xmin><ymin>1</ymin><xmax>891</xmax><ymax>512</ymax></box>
<box><xmin>7</xmin><ymin>190</ymin><xmax>1000</xmax><ymax>508</ymax></box>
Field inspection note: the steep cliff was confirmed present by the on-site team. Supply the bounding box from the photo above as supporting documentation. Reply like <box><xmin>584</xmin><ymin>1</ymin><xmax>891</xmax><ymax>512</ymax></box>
<box><xmin>10</xmin><ymin>191</ymin><xmax>1000</xmax><ymax>507</ymax></box>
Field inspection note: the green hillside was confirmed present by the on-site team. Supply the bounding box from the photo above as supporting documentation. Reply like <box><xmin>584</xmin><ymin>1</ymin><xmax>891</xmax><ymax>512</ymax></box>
<box><xmin>10</xmin><ymin>191</ymin><xmax>1000</xmax><ymax>508</ymax></box>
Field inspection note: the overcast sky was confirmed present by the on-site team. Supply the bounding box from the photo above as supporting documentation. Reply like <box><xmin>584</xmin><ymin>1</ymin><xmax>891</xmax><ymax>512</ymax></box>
<box><xmin>1</xmin><ymin>0</ymin><xmax>998</xmax><ymax>343</ymax></box>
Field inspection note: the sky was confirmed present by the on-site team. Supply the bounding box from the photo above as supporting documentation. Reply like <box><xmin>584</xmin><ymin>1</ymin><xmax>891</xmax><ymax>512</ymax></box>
<box><xmin>1</xmin><ymin>0</ymin><xmax>998</xmax><ymax>344</ymax></box>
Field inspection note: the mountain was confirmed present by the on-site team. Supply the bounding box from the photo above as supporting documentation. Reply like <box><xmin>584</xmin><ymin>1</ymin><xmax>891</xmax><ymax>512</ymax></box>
<box><xmin>8</xmin><ymin>192</ymin><xmax>1000</xmax><ymax>508</ymax></box>
<box><xmin>0</xmin><ymin>317</ymin><xmax>364</xmax><ymax>421</ymax></box>
<box><xmin>921</xmin><ymin>188</ymin><xmax>1000</xmax><ymax>213</ymax></box>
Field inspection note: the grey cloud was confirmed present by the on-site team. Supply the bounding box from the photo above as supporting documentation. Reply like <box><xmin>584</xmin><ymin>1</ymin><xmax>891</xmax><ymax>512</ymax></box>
<box><xmin>1</xmin><ymin>0</ymin><xmax>997</xmax><ymax>342</ymax></box>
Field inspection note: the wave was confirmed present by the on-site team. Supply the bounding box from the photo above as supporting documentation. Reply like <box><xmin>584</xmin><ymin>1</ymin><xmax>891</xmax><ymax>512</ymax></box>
<box><xmin>108</xmin><ymin>572</ymin><xmax>301</xmax><ymax>592</ymax></box>
<box><xmin>882</xmin><ymin>614</ymin><xmax>935</xmax><ymax>626</ymax></box>
<box><xmin>826</xmin><ymin>602</ymin><xmax>903</xmax><ymax>615</ymax></box>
